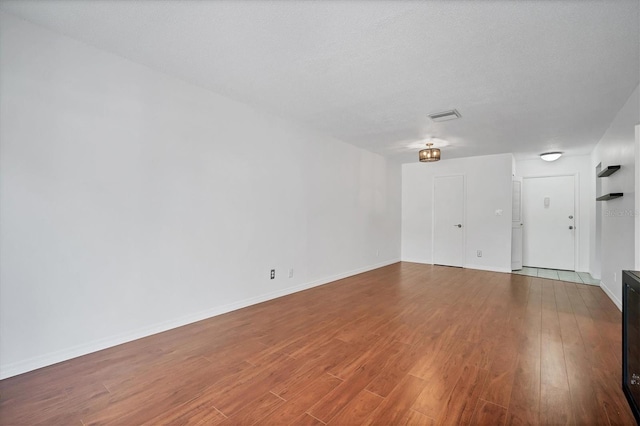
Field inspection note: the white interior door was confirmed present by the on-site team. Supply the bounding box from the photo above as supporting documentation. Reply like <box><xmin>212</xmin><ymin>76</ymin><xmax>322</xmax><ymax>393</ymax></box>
<box><xmin>523</xmin><ymin>175</ymin><xmax>575</xmax><ymax>270</ymax></box>
<box><xmin>511</xmin><ymin>178</ymin><xmax>523</xmax><ymax>270</ymax></box>
<box><xmin>433</xmin><ymin>175</ymin><xmax>464</xmax><ymax>267</ymax></box>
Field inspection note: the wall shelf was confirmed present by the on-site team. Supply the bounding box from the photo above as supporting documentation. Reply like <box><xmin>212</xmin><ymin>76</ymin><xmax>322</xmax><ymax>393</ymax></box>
<box><xmin>598</xmin><ymin>165</ymin><xmax>621</xmax><ymax>177</ymax></box>
<box><xmin>596</xmin><ymin>193</ymin><xmax>624</xmax><ymax>201</ymax></box>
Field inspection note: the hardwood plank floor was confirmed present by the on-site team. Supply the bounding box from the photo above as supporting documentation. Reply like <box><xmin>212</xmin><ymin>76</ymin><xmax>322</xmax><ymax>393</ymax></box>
<box><xmin>0</xmin><ymin>262</ymin><xmax>634</xmax><ymax>425</ymax></box>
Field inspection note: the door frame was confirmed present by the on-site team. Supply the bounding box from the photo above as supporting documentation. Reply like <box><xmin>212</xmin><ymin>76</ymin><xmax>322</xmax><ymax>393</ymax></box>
<box><xmin>521</xmin><ymin>173</ymin><xmax>580</xmax><ymax>271</ymax></box>
<box><xmin>512</xmin><ymin>177</ymin><xmax>524</xmax><ymax>271</ymax></box>
<box><xmin>431</xmin><ymin>174</ymin><xmax>466</xmax><ymax>267</ymax></box>
<box><xmin>635</xmin><ymin>125</ymin><xmax>639</xmax><ymax>270</ymax></box>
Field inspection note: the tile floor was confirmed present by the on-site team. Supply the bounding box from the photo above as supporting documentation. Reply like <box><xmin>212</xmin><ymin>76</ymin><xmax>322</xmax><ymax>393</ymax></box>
<box><xmin>512</xmin><ymin>267</ymin><xmax>600</xmax><ymax>285</ymax></box>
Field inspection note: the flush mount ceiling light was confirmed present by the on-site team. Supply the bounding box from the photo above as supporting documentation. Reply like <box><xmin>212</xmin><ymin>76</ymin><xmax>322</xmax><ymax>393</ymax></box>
<box><xmin>419</xmin><ymin>142</ymin><xmax>441</xmax><ymax>162</ymax></box>
<box><xmin>540</xmin><ymin>151</ymin><xmax>563</xmax><ymax>162</ymax></box>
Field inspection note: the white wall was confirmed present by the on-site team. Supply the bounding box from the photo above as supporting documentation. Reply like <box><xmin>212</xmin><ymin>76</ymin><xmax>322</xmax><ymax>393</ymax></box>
<box><xmin>589</xmin><ymin>85</ymin><xmax>639</xmax><ymax>309</ymax></box>
<box><xmin>401</xmin><ymin>153</ymin><xmax>513</xmax><ymax>273</ymax></box>
<box><xmin>0</xmin><ymin>13</ymin><xmax>401</xmax><ymax>378</ymax></box>
<box><xmin>515</xmin><ymin>155</ymin><xmax>591</xmax><ymax>273</ymax></box>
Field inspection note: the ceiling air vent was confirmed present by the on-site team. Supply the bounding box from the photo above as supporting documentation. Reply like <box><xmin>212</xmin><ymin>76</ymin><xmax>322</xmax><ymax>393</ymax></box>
<box><xmin>428</xmin><ymin>109</ymin><xmax>461</xmax><ymax>122</ymax></box>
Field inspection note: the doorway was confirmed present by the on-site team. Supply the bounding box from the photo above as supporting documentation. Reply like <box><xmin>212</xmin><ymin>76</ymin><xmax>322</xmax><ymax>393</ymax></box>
<box><xmin>522</xmin><ymin>175</ymin><xmax>576</xmax><ymax>270</ymax></box>
<box><xmin>433</xmin><ymin>175</ymin><xmax>464</xmax><ymax>267</ymax></box>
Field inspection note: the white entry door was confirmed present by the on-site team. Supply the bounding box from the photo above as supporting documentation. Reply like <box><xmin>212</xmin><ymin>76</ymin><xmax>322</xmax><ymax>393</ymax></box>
<box><xmin>433</xmin><ymin>175</ymin><xmax>464</xmax><ymax>267</ymax></box>
<box><xmin>523</xmin><ymin>175</ymin><xmax>575</xmax><ymax>270</ymax></box>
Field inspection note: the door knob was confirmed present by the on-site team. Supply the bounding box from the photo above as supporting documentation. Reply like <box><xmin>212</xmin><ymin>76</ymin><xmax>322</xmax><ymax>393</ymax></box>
<box><xmin>569</xmin><ymin>226</ymin><xmax>574</xmax><ymax>230</ymax></box>
<box><xmin>454</xmin><ymin>224</ymin><xmax>462</xmax><ymax>228</ymax></box>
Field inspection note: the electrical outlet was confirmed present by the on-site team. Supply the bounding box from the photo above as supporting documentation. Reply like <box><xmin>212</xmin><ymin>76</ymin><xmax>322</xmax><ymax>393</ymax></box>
<box><xmin>289</xmin><ymin>268</ymin><xmax>294</xmax><ymax>278</ymax></box>
<box><xmin>614</xmin><ymin>272</ymin><xmax>617</xmax><ymax>283</ymax></box>
<box><xmin>270</xmin><ymin>269</ymin><xmax>275</xmax><ymax>280</ymax></box>
<box><xmin>376</xmin><ymin>249</ymin><xmax>380</xmax><ymax>257</ymax></box>
<box><xmin>477</xmin><ymin>250</ymin><xmax>482</xmax><ymax>257</ymax></box>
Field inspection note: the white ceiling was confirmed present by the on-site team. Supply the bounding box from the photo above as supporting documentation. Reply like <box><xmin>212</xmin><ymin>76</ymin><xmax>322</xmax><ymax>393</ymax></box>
<box><xmin>1</xmin><ymin>0</ymin><xmax>638</xmax><ymax>162</ymax></box>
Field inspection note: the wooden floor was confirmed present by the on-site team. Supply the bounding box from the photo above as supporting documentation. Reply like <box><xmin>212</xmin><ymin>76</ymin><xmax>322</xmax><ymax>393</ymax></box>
<box><xmin>0</xmin><ymin>262</ymin><xmax>634</xmax><ymax>425</ymax></box>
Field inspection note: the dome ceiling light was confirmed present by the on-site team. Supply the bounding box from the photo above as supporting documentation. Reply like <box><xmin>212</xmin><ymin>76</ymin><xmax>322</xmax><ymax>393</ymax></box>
<box><xmin>540</xmin><ymin>152</ymin><xmax>563</xmax><ymax>162</ymax></box>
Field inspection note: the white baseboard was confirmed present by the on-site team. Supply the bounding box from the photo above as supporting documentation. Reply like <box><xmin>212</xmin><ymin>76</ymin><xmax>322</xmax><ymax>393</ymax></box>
<box><xmin>463</xmin><ymin>264</ymin><xmax>512</xmax><ymax>274</ymax></box>
<box><xmin>400</xmin><ymin>259</ymin><xmax>510</xmax><ymax>274</ymax></box>
<box><xmin>599</xmin><ymin>280</ymin><xmax>622</xmax><ymax>311</ymax></box>
<box><xmin>400</xmin><ymin>258</ymin><xmax>432</xmax><ymax>265</ymax></box>
<box><xmin>0</xmin><ymin>258</ymin><xmax>400</xmax><ymax>380</ymax></box>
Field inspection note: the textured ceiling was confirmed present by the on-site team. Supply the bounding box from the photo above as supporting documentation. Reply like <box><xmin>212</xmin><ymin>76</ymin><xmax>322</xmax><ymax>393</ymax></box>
<box><xmin>1</xmin><ymin>0</ymin><xmax>638</xmax><ymax>162</ymax></box>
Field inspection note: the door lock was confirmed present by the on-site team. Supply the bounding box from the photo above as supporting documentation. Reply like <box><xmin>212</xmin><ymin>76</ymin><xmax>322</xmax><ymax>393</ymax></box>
<box><xmin>569</xmin><ymin>226</ymin><xmax>574</xmax><ymax>230</ymax></box>
<box><xmin>569</xmin><ymin>215</ymin><xmax>574</xmax><ymax>219</ymax></box>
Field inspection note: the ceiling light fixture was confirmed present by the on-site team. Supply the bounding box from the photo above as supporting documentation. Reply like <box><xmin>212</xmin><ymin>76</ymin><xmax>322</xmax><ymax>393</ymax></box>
<box><xmin>540</xmin><ymin>151</ymin><xmax>563</xmax><ymax>162</ymax></box>
<box><xmin>419</xmin><ymin>142</ymin><xmax>441</xmax><ymax>162</ymax></box>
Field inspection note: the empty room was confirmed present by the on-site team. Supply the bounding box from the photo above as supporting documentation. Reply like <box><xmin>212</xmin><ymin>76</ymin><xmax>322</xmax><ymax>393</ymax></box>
<box><xmin>1</xmin><ymin>1</ymin><xmax>639</xmax><ymax>425</ymax></box>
